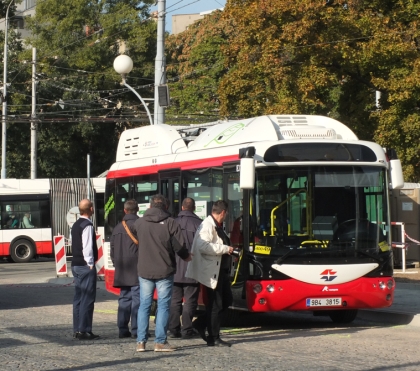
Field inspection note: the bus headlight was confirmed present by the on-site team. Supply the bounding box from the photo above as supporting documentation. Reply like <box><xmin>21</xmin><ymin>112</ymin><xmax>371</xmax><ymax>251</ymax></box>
<box><xmin>379</xmin><ymin>281</ymin><xmax>386</xmax><ymax>290</ymax></box>
<box><xmin>253</xmin><ymin>283</ymin><xmax>262</xmax><ymax>294</ymax></box>
<box><xmin>387</xmin><ymin>280</ymin><xmax>394</xmax><ymax>289</ymax></box>
<box><xmin>266</xmin><ymin>284</ymin><xmax>275</xmax><ymax>293</ymax></box>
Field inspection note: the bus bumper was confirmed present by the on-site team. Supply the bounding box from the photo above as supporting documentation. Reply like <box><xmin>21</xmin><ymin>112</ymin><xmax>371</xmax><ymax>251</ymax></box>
<box><xmin>246</xmin><ymin>277</ymin><xmax>395</xmax><ymax>312</ymax></box>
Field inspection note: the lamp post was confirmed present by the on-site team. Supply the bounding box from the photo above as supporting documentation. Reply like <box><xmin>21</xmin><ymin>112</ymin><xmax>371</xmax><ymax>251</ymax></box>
<box><xmin>1</xmin><ymin>0</ymin><xmax>14</xmax><ymax>179</ymax></box>
<box><xmin>113</xmin><ymin>55</ymin><xmax>153</xmax><ymax>126</ymax></box>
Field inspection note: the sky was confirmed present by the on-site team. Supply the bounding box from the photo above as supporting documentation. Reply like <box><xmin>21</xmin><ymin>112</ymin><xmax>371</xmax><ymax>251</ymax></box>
<box><xmin>151</xmin><ymin>0</ymin><xmax>227</xmax><ymax>33</ymax></box>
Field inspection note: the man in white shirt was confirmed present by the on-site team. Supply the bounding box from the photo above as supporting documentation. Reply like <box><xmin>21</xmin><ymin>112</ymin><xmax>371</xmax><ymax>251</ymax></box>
<box><xmin>71</xmin><ymin>199</ymin><xmax>99</xmax><ymax>340</ymax></box>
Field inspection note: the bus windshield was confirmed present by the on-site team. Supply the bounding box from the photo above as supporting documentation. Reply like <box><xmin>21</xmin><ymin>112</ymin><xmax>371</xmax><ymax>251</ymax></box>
<box><xmin>255</xmin><ymin>166</ymin><xmax>389</xmax><ymax>260</ymax></box>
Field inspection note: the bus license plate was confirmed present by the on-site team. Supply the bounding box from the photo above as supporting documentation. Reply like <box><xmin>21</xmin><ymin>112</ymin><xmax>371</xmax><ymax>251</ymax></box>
<box><xmin>306</xmin><ymin>298</ymin><xmax>342</xmax><ymax>307</ymax></box>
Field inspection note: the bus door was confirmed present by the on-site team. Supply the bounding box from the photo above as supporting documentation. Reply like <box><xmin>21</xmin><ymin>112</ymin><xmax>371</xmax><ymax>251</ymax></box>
<box><xmin>158</xmin><ymin>169</ymin><xmax>181</xmax><ymax>217</ymax></box>
<box><xmin>223</xmin><ymin>163</ymin><xmax>247</xmax><ymax>308</ymax></box>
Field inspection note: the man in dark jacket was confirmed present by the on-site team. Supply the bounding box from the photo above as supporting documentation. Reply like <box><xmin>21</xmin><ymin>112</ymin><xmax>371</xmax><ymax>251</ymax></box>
<box><xmin>132</xmin><ymin>194</ymin><xmax>192</xmax><ymax>353</ymax></box>
<box><xmin>168</xmin><ymin>197</ymin><xmax>202</xmax><ymax>339</ymax></box>
<box><xmin>71</xmin><ymin>199</ymin><xmax>99</xmax><ymax>340</ymax></box>
<box><xmin>110</xmin><ymin>199</ymin><xmax>139</xmax><ymax>339</ymax></box>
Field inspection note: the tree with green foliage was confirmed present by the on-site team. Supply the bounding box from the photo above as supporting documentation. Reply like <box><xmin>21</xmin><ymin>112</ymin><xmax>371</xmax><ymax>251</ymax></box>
<box><xmin>0</xmin><ymin>0</ymin><xmax>17</xmax><ymax>19</ymax></box>
<box><xmin>219</xmin><ymin>0</ymin><xmax>420</xmax><ymax>181</ymax></box>
<box><xmin>2</xmin><ymin>0</ymin><xmax>156</xmax><ymax>178</ymax></box>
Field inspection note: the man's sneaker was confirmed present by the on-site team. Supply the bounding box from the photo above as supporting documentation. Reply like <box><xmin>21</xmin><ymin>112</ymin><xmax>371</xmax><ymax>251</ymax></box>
<box><xmin>154</xmin><ymin>341</ymin><xmax>176</xmax><ymax>352</ymax></box>
<box><xmin>136</xmin><ymin>342</ymin><xmax>146</xmax><ymax>352</ymax></box>
<box><xmin>168</xmin><ymin>331</ymin><xmax>182</xmax><ymax>339</ymax></box>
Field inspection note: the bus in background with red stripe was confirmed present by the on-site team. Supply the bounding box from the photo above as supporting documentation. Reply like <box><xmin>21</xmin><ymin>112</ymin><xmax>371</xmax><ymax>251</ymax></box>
<box><xmin>103</xmin><ymin>115</ymin><xmax>404</xmax><ymax>323</ymax></box>
<box><xmin>0</xmin><ymin>178</ymin><xmax>105</xmax><ymax>263</ymax></box>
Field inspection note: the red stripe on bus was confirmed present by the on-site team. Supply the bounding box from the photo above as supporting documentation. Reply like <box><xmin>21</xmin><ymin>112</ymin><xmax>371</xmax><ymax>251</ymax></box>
<box><xmin>36</xmin><ymin>241</ymin><xmax>53</xmax><ymax>255</ymax></box>
<box><xmin>107</xmin><ymin>155</ymin><xmax>239</xmax><ymax>179</ymax></box>
<box><xmin>0</xmin><ymin>242</ymin><xmax>8</xmax><ymax>256</ymax></box>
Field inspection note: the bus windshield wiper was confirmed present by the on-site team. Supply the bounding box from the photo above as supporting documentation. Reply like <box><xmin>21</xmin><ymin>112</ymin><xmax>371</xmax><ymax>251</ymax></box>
<box><xmin>274</xmin><ymin>247</ymin><xmax>299</xmax><ymax>264</ymax></box>
<box><xmin>354</xmin><ymin>249</ymin><xmax>384</xmax><ymax>263</ymax></box>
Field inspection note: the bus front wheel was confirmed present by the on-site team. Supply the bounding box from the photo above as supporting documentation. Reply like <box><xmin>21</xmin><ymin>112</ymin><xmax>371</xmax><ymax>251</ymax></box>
<box><xmin>329</xmin><ymin>309</ymin><xmax>358</xmax><ymax>324</ymax></box>
<box><xmin>10</xmin><ymin>239</ymin><xmax>36</xmax><ymax>263</ymax></box>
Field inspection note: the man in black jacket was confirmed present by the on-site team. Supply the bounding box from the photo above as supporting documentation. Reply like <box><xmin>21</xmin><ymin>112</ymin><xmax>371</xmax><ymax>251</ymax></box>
<box><xmin>132</xmin><ymin>194</ymin><xmax>192</xmax><ymax>353</ymax></box>
<box><xmin>110</xmin><ymin>199</ymin><xmax>139</xmax><ymax>339</ymax></box>
<box><xmin>168</xmin><ymin>197</ymin><xmax>202</xmax><ymax>339</ymax></box>
<box><xmin>71</xmin><ymin>199</ymin><xmax>99</xmax><ymax>340</ymax></box>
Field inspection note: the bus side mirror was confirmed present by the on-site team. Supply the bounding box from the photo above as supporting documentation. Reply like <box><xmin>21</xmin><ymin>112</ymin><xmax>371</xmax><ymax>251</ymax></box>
<box><xmin>239</xmin><ymin>146</ymin><xmax>255</xmax><ymax>190</ymax></box>
<box><xmin>389</xmin><ymin>159</ymin><xmax>404</xmax><ymax>189</ymax></box>
<box><xmin>240</xmin><ymin>158</ymin><xmax>255</xmax><ymax>189</ymax></box>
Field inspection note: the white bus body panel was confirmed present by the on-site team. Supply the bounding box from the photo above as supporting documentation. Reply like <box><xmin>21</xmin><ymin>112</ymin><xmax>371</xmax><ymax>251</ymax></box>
<box><xmin>272</xmin><ymin>263</ymin><xmax>379</xmax><ymax>285</ymax></box>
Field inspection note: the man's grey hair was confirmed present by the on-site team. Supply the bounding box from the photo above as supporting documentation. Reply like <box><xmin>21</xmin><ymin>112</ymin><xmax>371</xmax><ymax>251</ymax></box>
<box><xmin>212</xmin><ymin>200</ymin><xmax>228</xmax><ymax>215</ymax></box>
<box><xmin>124</xmin><ymin>199</ymin><xmax>139</xmax><ymax>214</ymax></box>
<box><xmin>150</xmin><ymin>194</ymin><xmax>167</xmax><ymax>210</ymax></box>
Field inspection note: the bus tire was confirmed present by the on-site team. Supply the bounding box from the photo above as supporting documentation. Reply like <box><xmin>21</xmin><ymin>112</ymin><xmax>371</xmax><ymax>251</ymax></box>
<box><xmin>10</xmin><ymin>239</ymin><xmax>36</xmax><ymax>263</ymax></box>
<box><xmin>329</xmin><ymin>309</ymin><xmax>358</xmax><ymax>324</ymax></box>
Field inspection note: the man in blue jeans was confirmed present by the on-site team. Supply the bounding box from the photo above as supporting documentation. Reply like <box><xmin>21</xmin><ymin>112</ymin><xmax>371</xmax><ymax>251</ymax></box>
<box><xmin>131</xmin><ymin>194</ymin><xmax>192</xmax><ymax>352</ymax></box>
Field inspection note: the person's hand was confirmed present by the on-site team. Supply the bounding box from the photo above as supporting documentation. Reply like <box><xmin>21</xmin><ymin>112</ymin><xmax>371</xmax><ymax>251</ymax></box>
<box><xmin>228</xmin><ymin>246</ymin><xmax>234</xmax><ymax>255</ymax></box>
<box><xmin>184</xmin><ymin>253</ymin><xmax>193</xmax><ymax>262</ymax></box>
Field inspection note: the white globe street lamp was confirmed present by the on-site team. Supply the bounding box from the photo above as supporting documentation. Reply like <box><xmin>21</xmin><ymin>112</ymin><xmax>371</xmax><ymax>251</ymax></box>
<box><xmin>113</xmin><ymin>55</ymin><xmax>153</xmax><ymax>125</ymax></box>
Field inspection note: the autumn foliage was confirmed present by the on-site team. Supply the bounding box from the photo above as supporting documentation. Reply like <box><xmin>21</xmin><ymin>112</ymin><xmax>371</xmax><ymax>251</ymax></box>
<box><xmin>167</xmin><ymin>0</ymin><xmax>420</xmax><ymax>181</ymax></box>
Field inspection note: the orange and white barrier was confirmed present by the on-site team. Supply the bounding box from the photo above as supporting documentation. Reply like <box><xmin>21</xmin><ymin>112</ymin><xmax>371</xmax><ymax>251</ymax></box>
<box><xmin>95</xmin><ymin>234</ymin><xmax>105</xmax><ymax>279</ymax></box>
<box><xmin>53</xmin><ymin>235</ymin><xmax>68</xmax><ymax>277</ymax></box>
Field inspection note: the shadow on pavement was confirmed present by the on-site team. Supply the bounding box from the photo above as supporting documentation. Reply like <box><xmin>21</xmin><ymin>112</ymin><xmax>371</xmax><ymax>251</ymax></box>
<box><xmin>0</xmin><ymin>283</ymin><xmax>115</xmax><ymax>310</ymax></box>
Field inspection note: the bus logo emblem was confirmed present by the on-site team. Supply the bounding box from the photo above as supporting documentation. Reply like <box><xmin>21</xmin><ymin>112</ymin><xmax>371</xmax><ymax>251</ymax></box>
<box><xmin>320</xmin><ymin>269</ymin><xmax>337</xmax><ymax>282</ymax></box>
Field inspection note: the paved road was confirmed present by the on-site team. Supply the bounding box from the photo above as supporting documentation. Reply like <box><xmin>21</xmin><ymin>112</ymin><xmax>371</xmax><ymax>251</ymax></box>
<box><xmin>1</xmin><ymin>260</ymin><xmax>420</xmax><ymax>370</ymax></box>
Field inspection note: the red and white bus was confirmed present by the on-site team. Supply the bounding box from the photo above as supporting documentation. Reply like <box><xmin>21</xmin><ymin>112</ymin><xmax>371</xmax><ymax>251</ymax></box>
<box><xmin>0</xmin><ymin>178</ymin><xmax>105</xmax><ymax>263</ymax></box>
<box><xmin>103</xmin><ymin>115</ymin><xmax>404</xmax><ymax>323</ymax></box>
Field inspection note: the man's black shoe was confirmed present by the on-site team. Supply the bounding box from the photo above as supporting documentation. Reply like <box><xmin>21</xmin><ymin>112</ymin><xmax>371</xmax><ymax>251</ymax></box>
<box><xmin>182</xmin><ymin>330</ymin><xmax>199</xmax><ymax>339</ymax></box>
<box><xmin>78</xmin><ymin>332</ymin><xmax>100</xmax><ymax>340</ymax></box>
<box><xmin>207</xmin><ymin>338</ymin><xmax>232</xmax><ymax>347</ymax></box>
<box><xmin>73</xmin><ymin>332</ymin><xmax>81</xmax><ymax>339</ymax></box>
<box><xmin>192</xmin><ymin>323</ymin><xmax>207</xmax><ymax>342</ymax></box>
<box><xmin>168</xmin><ymin>331</ymin><xmax>182</xmax><ymax>339</ymax></box>
<box><xmin>119</xmin><ymin>331</ymin><xmax>132</xmax><ymax>338</ymax></box>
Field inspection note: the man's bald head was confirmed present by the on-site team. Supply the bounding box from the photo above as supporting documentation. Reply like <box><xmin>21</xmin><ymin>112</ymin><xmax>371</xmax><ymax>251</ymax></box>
<box><xmin>79</xmin><ymin>199</ymin><xmax>93</xmax><ymax>216</ymax></box>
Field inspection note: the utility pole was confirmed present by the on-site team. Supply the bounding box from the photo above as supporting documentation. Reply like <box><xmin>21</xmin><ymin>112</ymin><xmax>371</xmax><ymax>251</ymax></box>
<box><xmin>1</xmin><ymin>0</ymin><xmax>14</xmax><ymax>179</ymax></box>
<box><xmin>30</xmin><ymin>48</ymin><xmax>37</xmax><ymax>179</ymax></box>
<box><xmin>154</xmin><ymin>0</ymin><xmax>166</xmax><ymax>125</ymax></box>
